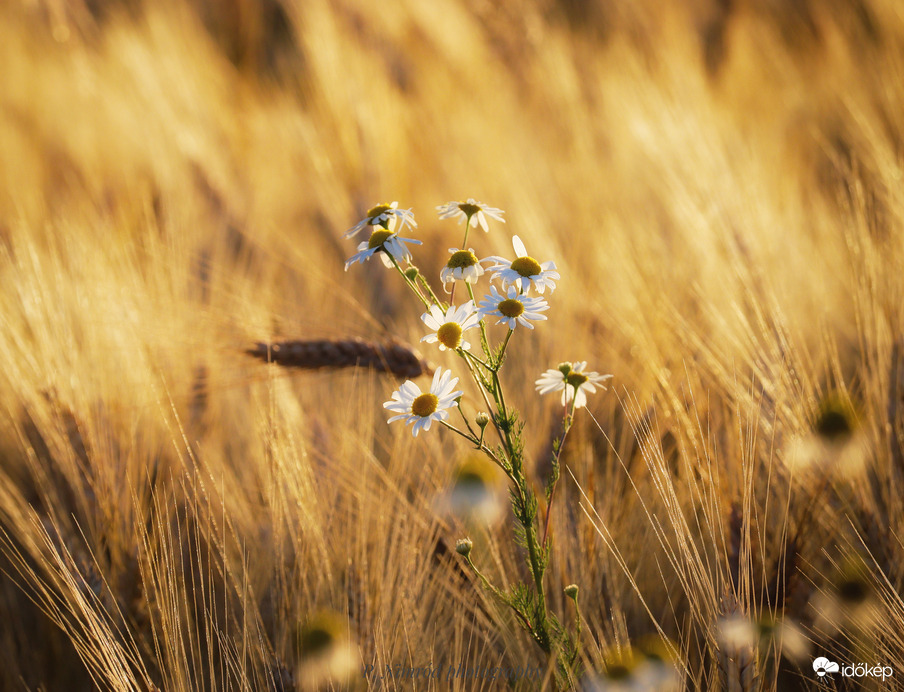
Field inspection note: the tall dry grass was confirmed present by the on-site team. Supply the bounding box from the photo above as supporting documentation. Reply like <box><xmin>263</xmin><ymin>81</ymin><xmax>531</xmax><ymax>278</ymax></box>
<box><xmin>1</xmin><ymin>0</ymin><xmax>903</xmax><ymax>689</ymax></box>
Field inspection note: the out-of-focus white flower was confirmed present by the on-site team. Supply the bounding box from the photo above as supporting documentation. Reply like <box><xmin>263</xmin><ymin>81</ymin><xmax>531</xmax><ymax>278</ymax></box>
<box><xmin>295</xmin><ymin>611</ymin><xmax>358</xmax><ymax>691</ymax></box>
<box><xmin>784</xmin><ymin>394</ymin><xmax>868</xmax><ymax>476</ymax></box>
<box><xmin>583</xmin><ymin>646</ymin><xmax>681</xmax><ymax>692</ymax></box>
<box><xmin>435</xmin><ymin>455</ymin><xmax>505</xmax><ymax>525</ymax></box>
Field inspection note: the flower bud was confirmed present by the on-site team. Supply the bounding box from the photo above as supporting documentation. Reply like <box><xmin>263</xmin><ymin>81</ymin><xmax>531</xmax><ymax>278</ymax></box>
<box><xmin>455</xmin><ymin>538</ymin><xmax>473</xmax><ymax>556</ymax></box>
<box><xmin>475</xmin><ymin>412</ymin><xmax>490</xmax><ymax>429</ymax></box>
<box><xmin>405</xmin><ymin>266</ymin><xmax>419</xmax><ymax>280</ymax></box>
<box><xmin>557</xmin><ymin>362</ymin><xmax>573</xmax><ymax>377</ymax></box>
<box><xmin>564</xmin><ymin>584</ymin><xmax>579</xmax><ymax>599</ymax></box>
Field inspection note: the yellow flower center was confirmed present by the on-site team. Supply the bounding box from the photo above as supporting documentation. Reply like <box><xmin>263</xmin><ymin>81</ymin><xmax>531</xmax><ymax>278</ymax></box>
<box><xmin>298</xmin><ymin>625</ymin><xmax>335</xmax><ymax>656</ymax></box>
<box><xmin>458</xmin><ymin>202</ymin><xmax>481</xmax><ymax>217</ymax></box>
<box><xmin>498</xmin><ymin>299</ymin><xmax>525</xmax><ymax>318</ymax></box>
<box><xmin>411</xmin><ymin>393</ymin><xmax>439</xmax><ymax>417</ymax></box>
<box><xmin>606</xmin><ymin>664</ymin><xmax>633</xmax><ymax>681</ymax></box>
<box><xmin>838</xmin><ymin>577</ymin><xmax>869</xmax><ymax>605</ymax></box>
<box><xmin>566</xmin><ymin>372</ymin><xmax>588</xmax><ymax>387</ymax></box>
<box><xmin>366</xmin><ymin>203</ymin><xmax>392</xmax><ymax>220</ymax></box>
<box><xmin>814</xmin><ymin>404</ymin><xmax>854</xmax><ymax>442</ymax></box>
<box><xmin>510</xmin><ymin>256</ymin><xmax>542</xmax><ymax>277</ymax></box>
<box><xmin>455</xmin><ymin>470</ymin><xmax>488</xmax><ymax>492</ymax></box>
<box><xmin>297</xmin><ymin>613</ymin><xmax>345</xmax><ymax>657</ymax></box>
<box><xmin>447</xmin><ymin>250</ymin><xmax>478</xmax><ymax>269</ymax></box>
<box><xmin>437</xmin><ymin>322</ymin><xmax>463</xmax><ymax>349</ymax></box>
<box><xmin>367</xmin><ymin>229</ymin><xmax>394</xmax><ymax>249</ymax></box>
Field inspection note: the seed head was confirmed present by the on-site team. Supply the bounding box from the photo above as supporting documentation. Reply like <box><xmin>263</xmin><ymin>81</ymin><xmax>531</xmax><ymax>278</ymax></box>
<box><xmin>411</xmin><ymin>393</ymin><xmax>439</xmax><ymax>418</ymax></box>
<box><xmin>447</xmin><ymin>250</ymin><xmax>479</xmax><ymax>269</ymax></box>
<box><xmin>497</xmin><ymin>298</ymin><xmax>525</xmax><ymax>318</ymax></box>
<box><xmin>455</xmin><ymin>538</ymin><xmax>473</xmax><ymax>556</ymax></box>
<box><xmin>436</xmin><ymin>322</ymin><xmax>464</xmax><ymax>350</ymax></box>
<box><xmin>367</xmin><ymin>229</ymin><xmax>394</xmax><ymax>249</ymax></box>
<box><xmin>510</xmin><ymin>255</ymin><xmax>542</xmax><ymax>277</ymax></box>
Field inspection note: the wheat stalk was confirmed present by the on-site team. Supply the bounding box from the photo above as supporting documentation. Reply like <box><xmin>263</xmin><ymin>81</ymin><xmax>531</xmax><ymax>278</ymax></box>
<box><xmin>246</xmin><ymin>338</ymin><xmax>434</xmax><ymax>379</ymax></box>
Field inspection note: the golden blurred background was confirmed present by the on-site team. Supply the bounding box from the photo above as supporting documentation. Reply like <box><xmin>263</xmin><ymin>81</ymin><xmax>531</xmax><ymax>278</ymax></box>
<box><xmin>1</xmin><ymin>0</ymin><xmax>903</xmax><ymax>689</ymax></box>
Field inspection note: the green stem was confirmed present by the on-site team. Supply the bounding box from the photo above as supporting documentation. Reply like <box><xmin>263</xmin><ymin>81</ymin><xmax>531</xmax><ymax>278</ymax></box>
<box><xmin>417</xmin><ymin>273</ymin><xmax>444</xmax><ymax>309</ymax></box>
<box><xmin>542</xmin><ymin>393</ymin><xmax>578</xmax><ymax>547</ymax></box>
<box><xmin>462</xmin><ymin>349</ymin><xmax>491</xmax><ymax>370</ymax></box>
<box><xmin>523</xmin><ymin>513</ymin><xmax>549</xmax><ymax>649</ymax></box>
<box><xmin>458</xmin><ymin>349</ymin><xmax>506</xmax><ymax>451</ymax></box>
<box><xmin>388</xmin><ymin>254</ymin><xmax>430</xmax><ymax>308</ymax></box>
<box><xmin>495</xmin><ymin>328</ymin><xmax>514</xmax><ymax>369</ymax></box>
<box><xmin>466</xmin><ymin>282</ymin><xmax>491</xmax><ymax>357</ymax></box>
<box><xmin>441</xmin><ymin>412</ymin><xmax>505</xmax><ymax>470</ymax></box>
<box><xmin>465</xmin><ymin>555</ymin><xmax>536</xmax><ymax>636</ymax></box>
<box><xmin>456</xmin><ymin>403</ymin><xmax>478</xmax><ymax>439</ymax></box>
<box><xmin>439</xmin><ymin>420</ymin><xmax>478</xmax><ymax>446</ymax></box>
<box><xmin>574</xmin><ymin>594</ymin><xmax>582</xmax><ymax>642</ymax></box>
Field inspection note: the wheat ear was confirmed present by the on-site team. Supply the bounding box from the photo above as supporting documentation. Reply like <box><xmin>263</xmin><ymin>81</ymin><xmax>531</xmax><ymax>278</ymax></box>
<box><xmin>246</xmin><ymin>338</ymin><xmax>434</xmax><ymax>378</ymax></box>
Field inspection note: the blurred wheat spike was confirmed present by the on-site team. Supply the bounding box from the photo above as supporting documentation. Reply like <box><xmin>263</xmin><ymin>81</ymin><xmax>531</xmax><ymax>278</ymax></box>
<box><xmin>246</xmin><ymin>339</ymin><xmax>434</xmax><ymax>378</ymax></box>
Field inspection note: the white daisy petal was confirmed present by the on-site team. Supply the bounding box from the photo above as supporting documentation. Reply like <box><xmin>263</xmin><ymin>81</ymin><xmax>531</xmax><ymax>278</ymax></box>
<box><xmin>512</xmin><ymin>235</ymin><xmax>528</xmax><ymax>257</ymax></box>
<box><xmin>399</xmin><ymin>381</ymin><xmax>421</xmax><ymax>397</ymax></box>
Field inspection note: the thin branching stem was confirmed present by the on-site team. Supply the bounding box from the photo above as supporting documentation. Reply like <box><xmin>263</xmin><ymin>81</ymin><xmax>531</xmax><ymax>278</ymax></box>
<box><xmin>542</xmin><ymin>393</ymin><xmax>578</xmax><ymax>547</ymax></box>
<box><xmin>389</xmin><ymin>254</ymin><xmax>431</xmax><ymax>307</ymax></box>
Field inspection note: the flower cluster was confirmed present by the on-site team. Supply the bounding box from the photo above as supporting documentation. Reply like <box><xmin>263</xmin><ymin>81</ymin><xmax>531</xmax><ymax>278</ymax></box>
<box><xmin>342</xmin><ymin>199</ymin><xmax>610</xmax><ymax>436</ymax></box>
<box><xmin>342</xmin><ymin>196</ymin><xmax>613</xmax><ymax>684</ymax></box>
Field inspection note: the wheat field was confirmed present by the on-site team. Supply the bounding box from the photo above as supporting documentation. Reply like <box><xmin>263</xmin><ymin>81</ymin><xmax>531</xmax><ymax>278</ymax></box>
<box><xmin>1</xmin><ymin>0</ymin><xmax>903</xmax><ymax>689</ymax></box>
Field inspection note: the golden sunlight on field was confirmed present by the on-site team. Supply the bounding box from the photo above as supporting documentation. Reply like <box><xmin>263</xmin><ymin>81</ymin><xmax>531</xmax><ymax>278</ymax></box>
<box><xmin>1</xmin><ymin>0</ymin><xmax>903</xmax><ymax>689</ymax></box>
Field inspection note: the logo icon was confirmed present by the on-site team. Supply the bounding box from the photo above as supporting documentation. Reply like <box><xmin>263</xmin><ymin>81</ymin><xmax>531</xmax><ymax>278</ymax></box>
<box><xmin>813</xmin><ymin>657</ymin><xmax>840</xmax><ymax>677</ymax></box>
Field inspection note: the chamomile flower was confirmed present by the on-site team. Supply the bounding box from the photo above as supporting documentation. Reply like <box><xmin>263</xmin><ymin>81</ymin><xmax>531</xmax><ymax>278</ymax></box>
<box><xmin>436</xmin><ymin>199</ymin><xmax>505</xmax><ymax>232</ymax></box>
<box><xmin>438</xmin><ymin>455</ymin><xmax>505</xmax><ymax>525</ymax></box>
<box><xmin>487</xmin><ymin>235</ymin><xmax>560</xmax><ymax>294</ymax></box>
<box><xmin>420</xmin><ymin>301</ymin><xmax>480</xmax><ymax>351</ymax></box>
<box><xmin>477</xmin><ymin>285</ymin><xmax>549</xmax><ymax>330</ymax></box>
<box><xmin>294</xmin><ymin>611</ymin><xmax>357</xmax><ymax>690</ymax></box>
<box><xmin>535</xmin><ymin>361</ymin><xmax>612</xmax><ymax>409</ymax></box>
<box><xmin>344</xmin><ymin>228</ymin><xmax>421</xmax><ymax>271</ymax></box>
<box><xmin>344</xmin><ymin>201</ymin><xmax>416</xmax><ymax>238</ymax></box>
<box><xmin>440</xmin><ymin>248</ymin><xmax>488</xmax><ymax>289</ymax></box>
<box><xmin>384</xmin><ymin>367</ymin><xmax>462</xmax><ymax>436</ymax></box>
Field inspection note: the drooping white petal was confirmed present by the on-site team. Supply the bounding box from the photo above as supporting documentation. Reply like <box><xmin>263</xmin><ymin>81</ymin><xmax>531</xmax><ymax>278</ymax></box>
<box><xmin>512</xmin><ymin>235</ymin><xmax>528</xmax><ymax>257</ymax></box>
